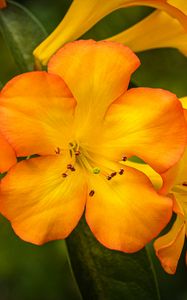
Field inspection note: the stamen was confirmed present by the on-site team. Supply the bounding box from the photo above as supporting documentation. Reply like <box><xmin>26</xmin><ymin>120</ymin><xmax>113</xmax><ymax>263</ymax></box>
<box><xmin>107</xmin><ymin>175</ymin><xmax>112</xmax><ymax>180</ymax></box>
<box><xmin>75</xmin><ymin>150</ymin><xmax>80</xmax><ymax>156</ymax></box>
<box><xmin>70</xmin><ymin>166</ymin><xmax>76</xmax><ymax>172</ymax></box>
<box><xmin>111</xmin><ymin>172</ymin><xmax>117</xmax><ymax>177</ymax></box>
<box><xmin>119</xmin><ymin>168</ymin><xmax>124</xmax><ymax>175</ymax></box>
<box><xmin>55</xmin><ymin>147</ymin><xmax>61</xmax><ymax>154</ymax></box>
<box><xmin>67</xmin><ymin>164</ymin><xmax>73</xmax><ymax>169</ymax></box>
<box><xmin>62</xmin><ymin>173</ymin><xmax>68</xmax><ymax>178</ymax></box>
<box><xmin>122</xmin><ymin>156</ymin><xmax>127</xmax><ymax>161</ymax></box>
<box><xmin>67</xmin><ymin>164</ymin><xmax>76</xmax><ymax>171</ymax></box>
<box><xmin>182</xmin><ymin>182</ymin><xmax>187</xmax><ymax>186</ymax></box>
<box><xmin>69</xmin><ymin>142</ymin><xmax>74</xmax><ymax>148</ymax></box>
<box><xmin>89</xmin><ymin>190</ymin><xmax>95</xmax><ymax>197</ymax></box>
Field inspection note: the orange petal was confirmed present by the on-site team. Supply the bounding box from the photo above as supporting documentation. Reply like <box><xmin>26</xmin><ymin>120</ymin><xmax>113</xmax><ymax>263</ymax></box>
<box><xmin>160</xmin><ymin>147</ymin><xmax>187</xmax><ymax>195</ymax></box>
<box><xmin>101</xmin><ymin>87</ymin><xmax>187</xmax><ymax>173</ymax></box>
<box><xmin>0</xmin><ymin>71</ymin><xmax>75</xmax><ymax>156</ymax></box>
<box><xmin>124</xmin><ymin>160</ymin><xmax>163</xmax><ymax>190</ymax></box>
<box><xmin>154</xmin><ymin>215</ymin><xmax>185</xmax><ymax>274</ymax></box>
<box><xmin>0</xmin><ymin>132</ymin><xmax>16</xmax><ymax>172</ymax></box>
<box><xmin>168</xmin><ymin>0</ymin><xmax>187</xmax><ymax>15</ymax></box>
<box><xmin>0</xmin><ymin>155</ymin><xmax>86</xmax><ymax>244</ymax></box>
<box><xmin>48</xmin><ymin>40</ymin><xmax>140</xmax><ymax>128</ymax></box>
<box><xmin>159</xmin><ymin>164</ymin><xmax>179</xmax><ymax>195</ymax></box>
<box><xmin>86</xmin><ymin>165</ymin><xmax>172</xmax><ymax>253</ymax></box>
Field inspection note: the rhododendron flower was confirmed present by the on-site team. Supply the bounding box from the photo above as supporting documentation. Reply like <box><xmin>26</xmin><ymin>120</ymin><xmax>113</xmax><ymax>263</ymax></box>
<box><xmin>154</xmin><ymin>97</ymin><xmax>187</xmax><ymax>274</ymax></box>
<box><xmin>0</xmin><ymin>40</ymin><xmax>186</xmax><ymax>252</ymax></box>
<box><xmin>126</xmin><ymin>97</ymin><xmax>187</xmax><ymax>273</ymax></box>
<box><xmin>33</xmin><ymin>0</ymin><xmax>187</xmax><ymax>65</ymax></box>
<box><xmin>0</xmin><ymin>0</ymin><xmax>6</xmax><ymax>9</ymax></box>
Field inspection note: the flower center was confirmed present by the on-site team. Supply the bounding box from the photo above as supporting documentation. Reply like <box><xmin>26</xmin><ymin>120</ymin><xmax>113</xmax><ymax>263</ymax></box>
<box><xmin>55</xmin><ymin>141</ymin><xmax>126</xmax><ymax>197</ymax></box>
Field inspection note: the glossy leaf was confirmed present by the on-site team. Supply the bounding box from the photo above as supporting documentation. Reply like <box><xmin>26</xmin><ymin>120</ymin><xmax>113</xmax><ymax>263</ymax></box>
<box><xmin>66</xmin><ymin>217</ymin><xmax>160</xmax><ymax>300</ymax></box>
<box><xmin>0</xmin><ymin>0</ymin><xmax>47</xmax><ymax>72</ymax></box>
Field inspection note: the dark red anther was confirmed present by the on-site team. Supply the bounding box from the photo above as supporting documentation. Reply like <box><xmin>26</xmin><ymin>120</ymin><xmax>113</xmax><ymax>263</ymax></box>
<box><xmin>182</xmin><ymin>182</ymin><xmax>187</xmax><ymax>186</ymax></box>
<box><xmin>119</xmin><ymin>168</ymin><xmax>124</xmax><ymax>175</ymax></box>
<box><xmin>62</xmin><ymin>173</ymin><xmax>68</xmax><ymax>178</ymax></box>
<box><xmin>75</xmin><ymin>150</ymin><xmax>80</xmax><ymax>156</ymax></box>
<box><xmin>55</xmin><ymin>147</ymin><xmax>61</xmax><ymax>154</ymax></box>
<box><xmin>107</xmin><ymin>175</ymin><xmax>112</xmax><ymax>180</ymax></box>
<box><xmin>89</xmin><ymin>190</ymin><xmax>95</xmax><ymax>197</ymax></box>
<box><xmin>70</xmin><ymin>166</ymin><xmax>76</xmax><ymax>172</ymax></box>
<box><xmin>111</xmin><ymin>172</ymin><xmax>117</xmax><ymax>177</ymax></box>
<box><xmin>67</xmin><ymin>164</ymin><xmax>73</xmax><ymax>169</ymax></box>
<box><xmin>122</xmin><ymin>156</ymin><xmax>127</xmax><ymax>161</ymax></box>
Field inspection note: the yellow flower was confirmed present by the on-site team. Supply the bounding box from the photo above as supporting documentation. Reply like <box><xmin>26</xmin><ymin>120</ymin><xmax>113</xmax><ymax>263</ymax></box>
<box><xmin>33</xmin><ymin>0</ymin><xmax>187</xmax><ymax>66</ymax></box>
<box><xmin>154</xmin><ymin>97</ymin><xmax>187</xmax><ymax>274</ymax></box>
<box><xmin>127</xmin><ymin>97</ymin><xmax>187</xmax><ymax>274</ymax></box>
<box><xmin>109</xmin><ymin>7</ymin><xmax>187</xmax><ymax>56</ymax></box>
<box><xmin>0</xmin><ymin>40</ymin><xmax>186</xmax><ymax>251</ymax></box>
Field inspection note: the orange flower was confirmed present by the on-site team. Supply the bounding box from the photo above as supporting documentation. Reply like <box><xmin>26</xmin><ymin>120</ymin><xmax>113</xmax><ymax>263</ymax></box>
<box><xmin>0</xmin><ymin>0</ymin><xmax>6</xmax><ymax>9</ymax></box>
<box><xmin>0</xmin><ymin>40</ymin><xmax>186</xmax><ymax>251</ymax></box>
<box><xmin>154</xmin><ymin>97</ymin><xmax>187</xmax><ymax>274</ymax></box>
<box><xmin>127</xmin><ymin>97</ymin><xmax>187</xmax><ymax>273</ymax></box>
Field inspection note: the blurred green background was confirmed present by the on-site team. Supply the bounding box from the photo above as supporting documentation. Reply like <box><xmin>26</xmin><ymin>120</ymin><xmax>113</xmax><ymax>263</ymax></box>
<box><xmin>0</xmin><ymin>1</ymin><xmax>187</xmax><ymax>299</ymax></box>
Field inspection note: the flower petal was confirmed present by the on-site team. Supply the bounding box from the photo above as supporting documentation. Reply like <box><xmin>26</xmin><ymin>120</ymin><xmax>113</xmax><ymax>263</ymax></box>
<box><xmin>154</xmin><ymin>215</ymin><xmax>185</xmax><ymax>274</ymax></box>
<box><xmin>48</xmin><ymin>40</ymin><xmax>140</xmax><ymax>127</ymax></box>
<box><xmin>0</xmin><ymin>71</ymin><xmax>75</xmax><ymax>156</ymax></box>
<box><xmin>109</xmin><ymin>10</ymin><xmax>187</xmax><ymax>56</ymax></box>
<box><xmin>34</xmin><ymin>0</ymin><xmax>187</xmax><ymax>65</ymax></box>
<box><xmin>0</xmin><ymin>132</ymin><xmax>16</xmax><ymax>172</ymax></box>
<box><xmin>124</xmin><ymin>160</ymin><xmax>163</xmax><ymax>190</ymax></box>
<box><xmin>101</xmin><ymin>87</ymin><xmax>187</xmax><ymax>173</ymax></box>
<box><xmin>86</xmin><ymin>165</ymin><xmax>172</xmax><ymax>252</ymax></box>
<box><xmin>0</xmin><ymin>155</ymin><xmax>86</xmax><ymax>244</ymax></box>
<box><xmin>168</xmin><ymin>0</ymin><xmax>187</xmax><ymax>14</ymax></box>
<box><xmin>159</xmin><ymin>97</ymin><xmax>187</xmax><ymax>194</ymax></box>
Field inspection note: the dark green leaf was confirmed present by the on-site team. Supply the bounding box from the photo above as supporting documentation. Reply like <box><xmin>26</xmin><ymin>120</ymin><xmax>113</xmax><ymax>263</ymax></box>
<box><xmin>66</xmin><ymin>217</ymin><xmax>160</xmax><ymax>300</ymax></box>
<box><xmin>0</xmin><ymin>0</ymin><xmax>47</xmax><ymax>72</ymax></box>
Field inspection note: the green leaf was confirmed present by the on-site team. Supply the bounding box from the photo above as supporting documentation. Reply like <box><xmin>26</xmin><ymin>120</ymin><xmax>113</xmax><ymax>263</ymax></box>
<box><xmin>66</xmin><ymin>217</ymin><xmax>160</xmax><ymax>300</ymax></box>
<box><xmin>0</xmin><ymin>0</ymin><xmax>47</xmax><ymax>72</ymax></box>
